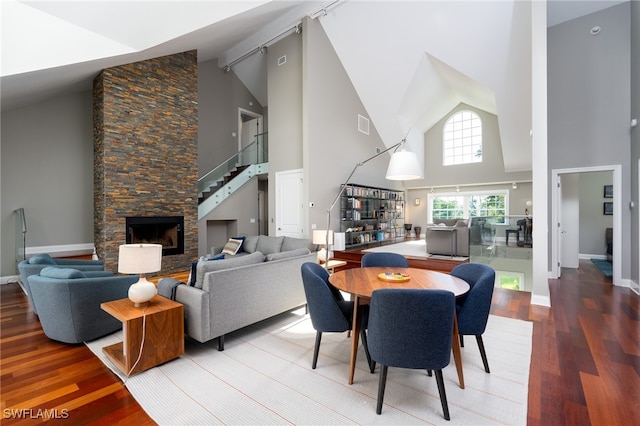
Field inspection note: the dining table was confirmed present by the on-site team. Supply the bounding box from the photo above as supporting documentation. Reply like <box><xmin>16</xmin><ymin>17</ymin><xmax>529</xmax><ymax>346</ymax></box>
<box><xmin>329</xmin><ymin>266</ymin><xmax>470</xmax><ymax>387</ymax></box>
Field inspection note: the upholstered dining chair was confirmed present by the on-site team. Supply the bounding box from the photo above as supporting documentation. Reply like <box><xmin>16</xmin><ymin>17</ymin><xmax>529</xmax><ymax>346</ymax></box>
<box><xmin>361</xmin><ymin>252</ymin><xmax>409</xmax><ymax>268</ymax></box>
<box><xmin>300</xmin><ymin>262</ymin><xmax>372</xmax><ymax>369</ymax></box>
<box><xmin>450</xmin><ymin>262</ymin><xmax>496</xmax><ymax>373</ymax></box>
<box><xmin>368</xmin><ymin>288</ymin><xmax>455</xmax><ymax>420</ymax></box>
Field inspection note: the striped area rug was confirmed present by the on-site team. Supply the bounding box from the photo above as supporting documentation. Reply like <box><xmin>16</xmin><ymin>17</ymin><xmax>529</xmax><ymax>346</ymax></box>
<box><xmin>87</xmin><ymin>309</ymin><xmax>532</xmax><ymax>425</ymax></box>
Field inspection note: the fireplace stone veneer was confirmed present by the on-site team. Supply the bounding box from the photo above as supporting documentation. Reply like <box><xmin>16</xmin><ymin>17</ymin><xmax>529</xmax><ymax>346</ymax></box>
<box><xmin>93</xmin><ymin>51</ymin><xmax>198</xmax><ymax>273</ymax></box>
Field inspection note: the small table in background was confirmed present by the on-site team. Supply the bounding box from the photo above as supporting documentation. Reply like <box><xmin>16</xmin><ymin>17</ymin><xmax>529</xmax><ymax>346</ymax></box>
<box><xmin>101</xmin><ymin>295</ymin><xmax>184</xmax><ymax>376</ymax></box>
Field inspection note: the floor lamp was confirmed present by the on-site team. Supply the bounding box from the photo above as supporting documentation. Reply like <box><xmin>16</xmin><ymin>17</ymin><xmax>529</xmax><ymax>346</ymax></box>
<box><xmin>324</xmin><ymin>130</ymin><xmax>422</xmax><ymax>266</ymax></box>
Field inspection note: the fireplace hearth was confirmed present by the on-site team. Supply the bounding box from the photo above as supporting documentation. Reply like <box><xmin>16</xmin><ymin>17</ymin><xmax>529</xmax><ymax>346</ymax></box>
<box><xmin>126</xmin><ymin>216</ymin><xmax>184</xmax><ymax>256</ymax></box>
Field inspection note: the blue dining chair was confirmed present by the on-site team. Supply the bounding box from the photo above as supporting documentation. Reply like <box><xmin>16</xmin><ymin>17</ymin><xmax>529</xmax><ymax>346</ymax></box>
<box><xmin>368</xmin><ymin>288</ymin><xmax>455</xmax><ymax>420</ymax></box>
<box><xmin>300</xmin><ymin>262</ymin><xmax>372</xmax><ymax>369</ymax></box>
<box><xmin>450</xmin><ymin>262</ymin><xmax>495</xmax><ymax>373</ymax></box>
<box><xmin>361</xmin><ymin>252</ymin><xmax>409</xmax><ymax>268</ymax></box>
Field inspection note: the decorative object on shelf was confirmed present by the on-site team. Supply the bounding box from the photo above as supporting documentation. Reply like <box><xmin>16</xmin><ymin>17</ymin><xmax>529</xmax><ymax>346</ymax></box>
<box><xmin>604</xmin><ymin>185</ymin><xmax>613</xmax><ymax>198</ymax></box>
<box><xmin>313</xmin><ymin>230</ymin><xmax>334</xmax><ymax>263</ymax></box>
<box><xmin>118</xmin><ymin>243</ymin><xmax>162</xmax><ymax>307</ymax></box>
<box><xmin>414</xmin><ymin>226</ymin><xmax>422</xmax><ymax>239</ymax></box>
<box><xmin>404</xmin><ymin>223</ymin><xmax>413</xmax><ymax>238</ymax></box>
<box><xmin>324</xmin><ymin>129</ymin><xmax>422</xmax><ymax>256</ymax></box>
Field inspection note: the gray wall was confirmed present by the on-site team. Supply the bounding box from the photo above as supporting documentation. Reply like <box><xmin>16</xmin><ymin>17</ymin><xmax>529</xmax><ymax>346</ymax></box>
<box><xmin>548</xmin><ymin>2</ymin><xmax>632</xmax><ymax>280</ymax></box>
<box><xmin>631</xmin><ymin>1</ymin><xmax>639</xmax><ymax>290</ymax></box>
<box><xmin>303</xmin><ymin>17</ymin><xmax>401</xmax><ymax>236</ymax></box>
<box><xmin>198</xmin><ymin>59</ymin><xmax>264</xmax><ymax>177</ymax></box>
<box><xmin>406</xmin><ymin>103</ymin><xmax>532</xmax><ymax>189</ymax></box>
<box><xmin>1</xmin><ymin>91</ymin><xmax>95</xmax><ymax>275</ymax></box>
<box><xmin>577</xmin><ymin>172</ymin><xmax>613</xmax><ymax>256</ymax></box>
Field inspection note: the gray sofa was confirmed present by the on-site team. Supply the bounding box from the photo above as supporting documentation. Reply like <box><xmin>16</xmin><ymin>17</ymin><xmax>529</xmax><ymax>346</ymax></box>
<box><xmin>27</xmin><ymin>267</ymin><xmax>138</xmax><ymax>343</ymax></box>
<box><xmin>426</xmin><ymin>219</ymin><xmax>470</xmax><ymax>257</ymax></box>
<box><xmin>18</xmin><ymin>254</ymin><xmax>105</xmax><ymax>314</ymax></box>
<box><xmin>159</xmin><ymin>235</ymin><xmax>317</xmax><ymax>350</ymax></box>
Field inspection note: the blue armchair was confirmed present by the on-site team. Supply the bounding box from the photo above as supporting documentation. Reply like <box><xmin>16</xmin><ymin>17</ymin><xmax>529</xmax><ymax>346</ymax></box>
<box><xmin>18</xmin><ymin>254</ymin><xmax>105</xmax><ymax>314</ymax></box>
<box><xmin>368</xmin><ymin>288</ymin><xmax>455</xmax><ymax>419</ymax></box>
<box><xmin>450</xmin><ymin>262</ymin><xmax>495</xmax><ymax>373</ymax></box>
<box><xmin>300</xmin><ymin>262</ymin><xmax>372</xmax><ymax>370</ymax></box>
<box><xmin>27</xmin><ymin>267</ymin><xmax>138</xmax><ymax>343</ymax></box>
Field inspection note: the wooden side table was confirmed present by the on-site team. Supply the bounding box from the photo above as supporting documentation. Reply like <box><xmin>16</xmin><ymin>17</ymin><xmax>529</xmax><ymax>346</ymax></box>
<box><xmin>101</xmin><ymin>295</ymin><xmax>184</xmax><ymax>376</ymax></box>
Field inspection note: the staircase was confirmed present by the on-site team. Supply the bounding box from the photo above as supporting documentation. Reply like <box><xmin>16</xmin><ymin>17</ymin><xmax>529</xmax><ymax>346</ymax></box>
<box><xmin>197</xmin><ymin>135</ymin><xmax>268</xmax><ymax>220</ymax></box>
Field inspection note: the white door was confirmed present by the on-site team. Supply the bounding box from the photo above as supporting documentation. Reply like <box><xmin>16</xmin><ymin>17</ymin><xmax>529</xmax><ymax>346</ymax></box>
<box><xmin>560</xmin><ymin>174</ymin><xmax>580</xmax><ymax>269</ymax></box>
<box><xmin>275</xmin><ymin>169</ymin><xmax>303</xmax><ymax>238</ymax></box>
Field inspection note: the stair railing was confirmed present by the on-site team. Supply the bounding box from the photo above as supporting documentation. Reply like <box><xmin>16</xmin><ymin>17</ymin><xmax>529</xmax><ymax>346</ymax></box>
<box><xmin>198</xmin><ymin>133</ymin><xmax>268</xmax><ymax>196</ymax></box>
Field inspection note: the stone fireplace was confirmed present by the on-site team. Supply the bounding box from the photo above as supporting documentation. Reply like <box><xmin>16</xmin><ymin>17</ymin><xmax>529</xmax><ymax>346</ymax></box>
<box><xmin>93</xmin><ymin>51</ymin><xmax>198</xmax><ymax>273</ymax></box>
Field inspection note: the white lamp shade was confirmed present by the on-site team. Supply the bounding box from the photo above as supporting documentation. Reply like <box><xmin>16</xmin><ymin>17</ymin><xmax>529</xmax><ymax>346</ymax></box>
<box><xmin>312</xmin><ymin>230</ymin><xmax>334</xmax><ymax>245</ymax></box>
<box><xmin>118</xmin><ymin>244</ymin><xmax>162</xmax><ymax>274</ymax></box>
<box><xmin>386</xmin><ymin>149</ymin><xmax>422</xmax><ymax>180</ymax></box>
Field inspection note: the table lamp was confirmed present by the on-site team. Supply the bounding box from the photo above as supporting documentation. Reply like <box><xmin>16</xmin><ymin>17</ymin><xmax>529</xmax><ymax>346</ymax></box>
<box><xmin>118</xmin><ymin>243</ymin><xmax>162</xmax><ymax>307</ymax></box>
<box><xmin>312</xmin><ymin>230</ymin><xmax>333</xmax><ymax>264</ymax></box>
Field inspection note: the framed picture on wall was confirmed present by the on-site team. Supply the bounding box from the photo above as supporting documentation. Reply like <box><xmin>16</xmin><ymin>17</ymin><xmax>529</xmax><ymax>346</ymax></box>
<box><xmin>604</xmin><ymin>185</ymin><xmax>613</xmax><ymax>198</ymax></box>
<box><xmin>603</xmin><ymin>202</ymin><xmax>613</xmax><ymax>215</ymax></box>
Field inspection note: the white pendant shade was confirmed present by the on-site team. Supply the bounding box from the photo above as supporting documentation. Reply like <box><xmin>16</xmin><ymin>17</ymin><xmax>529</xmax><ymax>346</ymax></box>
<box><xmin>385</xmin><ymin>149</ymin><xmax>422</xmax><ymax>180</ymax></box>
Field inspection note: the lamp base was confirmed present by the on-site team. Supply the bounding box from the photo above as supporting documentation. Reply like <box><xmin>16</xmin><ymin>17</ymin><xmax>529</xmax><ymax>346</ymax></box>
<box><xmin>128</xmin><ymin>276</ymin><xmax>157</xmax><ymax>307</ymax></box>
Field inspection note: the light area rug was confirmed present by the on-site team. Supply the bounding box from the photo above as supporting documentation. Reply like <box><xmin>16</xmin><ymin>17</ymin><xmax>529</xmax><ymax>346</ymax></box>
<box><xmin>87</xmin><ymin>310</ymin><xmax>532</xmax><ymax>425</ymax></box>
<box><xmin>362</xmin><ymin>240</ymin><xmax>469</xmax><ymax>262</ymax></box>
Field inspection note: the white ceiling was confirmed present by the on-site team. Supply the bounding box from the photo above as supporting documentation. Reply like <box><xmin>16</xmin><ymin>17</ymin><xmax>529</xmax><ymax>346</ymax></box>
<box><xmin>1</xmin><ymin>0</ymin><xmax>625</xmax><ymax>172</ymax></box>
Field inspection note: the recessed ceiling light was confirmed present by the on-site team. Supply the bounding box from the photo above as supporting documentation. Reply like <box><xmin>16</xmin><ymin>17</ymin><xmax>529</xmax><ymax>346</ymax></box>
<box><xmin>590</xmin><ymin>26</ymin><xmax>601</xmax><ymax>35</ymax></box>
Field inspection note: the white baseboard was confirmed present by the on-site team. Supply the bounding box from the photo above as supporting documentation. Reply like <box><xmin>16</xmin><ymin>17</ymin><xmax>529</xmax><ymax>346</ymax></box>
<box><xmin>530</xmin><ymin>294</ymin><xmax>551</xmax><ymax>307</ymax></box>
<box><xmin>25</xmin><ymin>243</ymin><xmax>95</xmax><ymax>258</ymax></box>
<box><xmin>579</xmin><ymin>253</ymin><xmax>607</xmax><ymax>260</ymax></box>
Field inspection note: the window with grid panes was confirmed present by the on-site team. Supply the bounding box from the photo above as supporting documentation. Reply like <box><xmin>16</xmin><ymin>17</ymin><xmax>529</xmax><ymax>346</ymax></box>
<box><xmin>443</xmin><ymin>110</ymin><xmax>482</xmax><ymax>165</ymax></box>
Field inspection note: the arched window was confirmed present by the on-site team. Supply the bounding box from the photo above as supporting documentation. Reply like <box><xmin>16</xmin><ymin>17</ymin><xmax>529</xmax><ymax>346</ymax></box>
<box><xmin>443</xmin><ymin>110</ymin><xmax>482</xmax><ymax>165</ymax></box>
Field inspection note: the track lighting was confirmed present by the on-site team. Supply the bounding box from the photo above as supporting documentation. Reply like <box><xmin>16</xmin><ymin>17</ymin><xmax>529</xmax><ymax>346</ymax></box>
<box><xmin>512</xmin><ymin>182</ymin><xmax>518</xmax><ymax>189</ymax></box>
<box><xmin>223</xmin><ymin>65</ymin><xmax>231</xmax><ymax>73</ymax></box>
<box><xmin>258</xmin><ymin>46</ymin><xmax>266</xmax><ymax>54</ymax></box>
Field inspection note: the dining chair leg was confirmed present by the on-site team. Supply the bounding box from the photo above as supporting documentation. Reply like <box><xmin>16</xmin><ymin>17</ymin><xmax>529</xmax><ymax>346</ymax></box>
<box><xmin>312</xmin><ymin>331</ymin><xmax>322</xmax><ymax>369</ymax></box>
<box><xmin>426</xmin><ymin>370</ymin><xmax>433</xmax><ymax>376</ymax></box>
<box><xmin>476</xmin><ymin>335</ymin><xmax>490</xmax><ymax>373</ymax></box>
<box><xmin>360</xmin><ymin>328</ymin><xmax>375</xmax><ymax>373</ymax></box>
<box><xmin>376</xmin><ymin>365</ymin><xmax>388</xmax><ymax>414</ymax></box>
<box><xmin>459</xmin><ymin>334</ymin><xmax>464</xmax><ymax>347</ymax></box>
<box><xmin>434</xmin><ymin>369</ymin><xmax>450</xmax><ymax>421</ymax></box>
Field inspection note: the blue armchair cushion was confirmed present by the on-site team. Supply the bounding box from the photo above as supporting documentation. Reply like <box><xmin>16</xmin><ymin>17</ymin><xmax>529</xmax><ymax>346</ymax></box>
<box><xmin>28</xmin><ymin>253</ymin><xmax>56</xmax><ymax>265</ymax></box>
<box><xmin>40</xmin><ymin>267</ymin><xmax>86</xmax><ymax>279</ymax></box>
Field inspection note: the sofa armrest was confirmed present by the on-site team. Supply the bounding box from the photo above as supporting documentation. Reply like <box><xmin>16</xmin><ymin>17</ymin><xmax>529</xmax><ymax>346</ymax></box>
<box><xmin>175</xmin><ymin>285</ymin><xmax>210</xmax><ymax>343</ymax></box>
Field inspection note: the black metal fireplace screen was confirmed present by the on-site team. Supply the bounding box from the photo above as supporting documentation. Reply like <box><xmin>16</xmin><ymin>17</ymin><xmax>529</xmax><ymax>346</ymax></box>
<box><xmin>125</xmin><ymin>216</ymin><xmax>184</xmax><ymax>256</ymax></box>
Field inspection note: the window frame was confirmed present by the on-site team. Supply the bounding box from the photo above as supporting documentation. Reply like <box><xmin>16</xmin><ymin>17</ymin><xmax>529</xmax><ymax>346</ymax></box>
<box><xmin>427</xmin><ymin>189</ymin><xmax>510</xmax><ymax>224</ymax></box>
<box><xmin>442</xmin><ymin>110</ymin><xmax>483</xmax><ymax>166</ymax></box>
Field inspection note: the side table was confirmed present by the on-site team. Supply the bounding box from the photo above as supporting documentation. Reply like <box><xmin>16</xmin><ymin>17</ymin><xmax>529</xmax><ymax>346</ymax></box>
<box><xmin>101</xmin><ymin>295</ymin><xmax>184</xmax><ymax>376</ymax></box>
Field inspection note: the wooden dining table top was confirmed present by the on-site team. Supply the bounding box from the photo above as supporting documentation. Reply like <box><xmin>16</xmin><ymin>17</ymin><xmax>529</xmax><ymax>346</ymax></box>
<box><xmin>329</xmin><ymin>267</ymin><xmax>470</xmax><ymax>298</ymax></box>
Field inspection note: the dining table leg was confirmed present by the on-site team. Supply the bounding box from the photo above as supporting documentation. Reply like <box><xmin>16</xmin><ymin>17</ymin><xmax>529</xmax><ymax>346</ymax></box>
<box><xmin>451</xmin><ymin>312</ymin><xmax>465</xmax><ymax>389</ymax></box>
<box><xmin>348</xmin><ymin>294</ymin><xmax>362</xmax><ymax>385</ymax></box>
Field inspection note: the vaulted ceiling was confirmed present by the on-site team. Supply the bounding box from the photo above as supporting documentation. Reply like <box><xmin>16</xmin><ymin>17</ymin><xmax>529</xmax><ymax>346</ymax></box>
<box><xmin>1</xmin><ymin>0</ymin><xmax>625</xmax><ymax>173</ymax></box>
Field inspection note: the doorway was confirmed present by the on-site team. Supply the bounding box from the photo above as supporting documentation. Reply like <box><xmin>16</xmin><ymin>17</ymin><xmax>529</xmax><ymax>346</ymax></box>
<box><xmin>238</xmin><ymin>108</ymin><xmax>263</xmax><ymax>163</ymax></box>
<box><xmin>552</xmin><ymin>165</ymin><xmax>622</xmax><ymax>286</ymax></box>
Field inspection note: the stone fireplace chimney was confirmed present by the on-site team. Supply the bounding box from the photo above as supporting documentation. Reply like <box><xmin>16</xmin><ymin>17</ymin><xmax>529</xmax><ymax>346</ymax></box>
<box><xmin>93</xmin><ymin>51</ymin><xmax>198</xmax><ymax>273</ymax></box>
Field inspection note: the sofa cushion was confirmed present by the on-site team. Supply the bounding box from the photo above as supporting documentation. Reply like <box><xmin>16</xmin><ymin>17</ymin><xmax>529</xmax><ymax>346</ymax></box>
<box><xmin>256</xmin><ymin>236</ymin><xmax>284</xmax><ymax>255</ymax></box>
<box><xmin>242</xmin><ymin>235</ymin><xmax>260</xmax><ymax>253</ymax></box>
<box><xmin>282</xmin><ymin>236</ymin><xmax>315</xmax><ymax>252</ymax></box>
<box><xmin>195</xmin><ymin>251</ymin><xmax>265</xmax><ymax>289</ymax></box>
<box><xmin>28</xmin><ymin>254</ymin><xmax>56</xmax><ymax>265</ymax></box>
<box><xmin>231</xmin><ymin>236</ymin><xmax>246</xmax><ymax>253</ymax></box>
<box><xmin>265</xmin><ymin>248</ymin><xmax>311</xmax><ymax>262</ymax></box>
<box><xmin>189</xmin><ymin>254</ymin><xmax>225</xmax><ymax>286</ymax></box>
<box><xmin>222</xmin><ymin>238</ymin><xmax>244</xmax><ymax>255</ymax></box>
<box><xmin>39</xmin><ymin>267</ymin><xmax>85</xmax><ymax>279</ymax></box>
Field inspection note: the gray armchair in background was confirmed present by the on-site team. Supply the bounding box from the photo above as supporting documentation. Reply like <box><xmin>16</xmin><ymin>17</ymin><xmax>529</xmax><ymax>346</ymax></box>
<box><xmin>18</xmin><ymin>253</ymin><xmax>105</xmax><ymax>314</ymax></box>
<box><xmin>27</xmin><ymin>267</ymin><xmax>138</xmax><ymax>343</ymax></box>
<box><xmin>425</xmin><ymin>219</ymin><xmax>470</xmax><ymax>257</ymax></box>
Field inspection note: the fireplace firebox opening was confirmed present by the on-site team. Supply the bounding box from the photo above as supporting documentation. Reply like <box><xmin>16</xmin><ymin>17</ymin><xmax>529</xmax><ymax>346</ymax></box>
<box><xmin>126</xmin><ymin>216</ymin><xmax>184</xmax><ymax>256</ymax></box>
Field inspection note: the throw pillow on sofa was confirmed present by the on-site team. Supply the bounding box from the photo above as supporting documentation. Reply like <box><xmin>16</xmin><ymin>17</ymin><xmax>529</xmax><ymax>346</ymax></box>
<box><xmin>222</xmin><ymin>238</ymin><xmax>244</xmax><ymax>255</ymax></box>
<box><xmin>28</xmin><ymin>253</ymin><xmax>56</xmax><ymax>265</ymax></box>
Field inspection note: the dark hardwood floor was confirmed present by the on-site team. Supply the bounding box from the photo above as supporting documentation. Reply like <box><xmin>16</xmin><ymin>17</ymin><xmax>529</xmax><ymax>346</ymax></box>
<box><xmin>1</xmin><ymin>261</ymin><xmax>638</xmax><ymax>425</ymax></box>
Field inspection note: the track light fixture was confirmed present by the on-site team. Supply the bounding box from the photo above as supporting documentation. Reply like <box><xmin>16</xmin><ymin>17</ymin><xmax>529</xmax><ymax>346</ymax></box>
<box><xmin>512</xmin><ymin>182</ymin><xmax>518</xmax><ymax>189</ymax></box>
<box><xmin>223</xmin><ymin>65</ymin><xmax>231</xmax><ymax>73</ymax></box>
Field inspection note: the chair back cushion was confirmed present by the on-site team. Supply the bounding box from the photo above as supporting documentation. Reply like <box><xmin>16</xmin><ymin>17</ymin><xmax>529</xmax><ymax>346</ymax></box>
<box><xmin>368</xmin><ymin>288</ymin><xmax>454</xmax><ymax>370</ymax></box>
<box><xmin>300</xmin><ymin>262</ymin><xmax>351</xmax><ymax>332</ymax></box>
<box><xmin>361</xmin><ymin>252</ymin><xmax>409</xmax><ymax>268</ymax></box>
<box><xmin>40</xmin><ymin>267</ymin><xmax>86</xmax><ymax>279</ymax></box>
<box><xmin>450</xmin><ymin>263</ymin><xmax>495</xmax><ymax>335</ymax></box>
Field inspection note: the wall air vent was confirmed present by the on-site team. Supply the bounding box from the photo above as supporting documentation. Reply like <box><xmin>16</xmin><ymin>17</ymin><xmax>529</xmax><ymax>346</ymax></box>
<box><xmin>358</xmin><ymin>114</ymin><xmax>370</xmax><ymax>135</ymax></box>
<box><xmin>278</xmin><ymin>55</ymin><xmax>286</xmax><ymax>66</ymax></box>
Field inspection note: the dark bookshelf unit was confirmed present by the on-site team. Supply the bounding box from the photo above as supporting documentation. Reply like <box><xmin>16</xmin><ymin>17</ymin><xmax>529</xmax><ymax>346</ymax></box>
<box><xmin>340</xmin><ymin>184</ymin><xmax>405</xmax><ymax>249</ymax></box>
